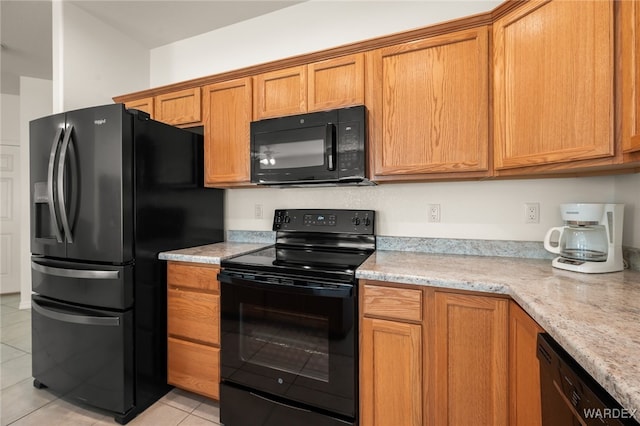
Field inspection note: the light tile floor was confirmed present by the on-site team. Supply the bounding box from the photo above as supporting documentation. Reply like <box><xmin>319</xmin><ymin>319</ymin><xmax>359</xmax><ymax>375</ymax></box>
<box><xmin>0</xmin><ymin>293</ymin><xmax>220</xmax><ymax>426</ymax></box>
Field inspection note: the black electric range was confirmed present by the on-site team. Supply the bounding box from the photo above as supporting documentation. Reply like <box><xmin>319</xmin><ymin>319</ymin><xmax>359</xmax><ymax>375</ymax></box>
<box><xmin>218</xmin><ymin>209</ymin><xmax>375</xmax><ymax>426</ymax></box>
<box><xmin>221</xmin><ymin>209</ymin><xmax>376</xmax><ymax>282</ymax></box>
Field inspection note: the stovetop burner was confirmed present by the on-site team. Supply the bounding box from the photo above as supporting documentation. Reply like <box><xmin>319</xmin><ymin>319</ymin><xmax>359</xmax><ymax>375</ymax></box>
<box><xmin>222</xmin><ymin>209</ymin><xmax>376</xmax><ymax>282</ymax></box>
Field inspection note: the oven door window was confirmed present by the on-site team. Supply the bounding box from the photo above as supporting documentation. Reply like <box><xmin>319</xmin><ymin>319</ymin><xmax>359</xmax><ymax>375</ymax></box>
<box><xmin>221</xmin><ymin>280</ymin><xmax>356</xmax><ymax>418</ymax></box>
<box><xmin>240</xmin><ymin>304</ymin><xmax>329</xmax><ymax>382</ymax></box>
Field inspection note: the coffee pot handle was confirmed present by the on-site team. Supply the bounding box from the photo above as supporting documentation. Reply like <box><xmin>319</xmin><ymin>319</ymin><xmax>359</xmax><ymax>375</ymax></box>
<box><xmin>544</xmin><ymin>227</ymin><xmax>564</xmax><ymax>254</ymax></box>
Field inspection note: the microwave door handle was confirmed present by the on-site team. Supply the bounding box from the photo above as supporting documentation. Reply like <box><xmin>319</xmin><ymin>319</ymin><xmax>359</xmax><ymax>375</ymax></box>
<box><xmin>326</xmin><ymin>123</ymin><xmax>336</xmax><ymax>171</ymax></box>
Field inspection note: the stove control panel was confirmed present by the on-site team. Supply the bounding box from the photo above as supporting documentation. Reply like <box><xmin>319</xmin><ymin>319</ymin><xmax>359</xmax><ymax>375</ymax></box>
<box><xmin>273</xmin><ymin>209</ymin><xmax>375</xmax><ymax>234</ymax></box>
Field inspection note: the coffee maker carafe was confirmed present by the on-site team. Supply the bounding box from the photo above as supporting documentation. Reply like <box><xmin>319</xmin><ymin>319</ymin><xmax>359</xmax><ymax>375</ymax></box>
<box><xmin>543</xmin><ymin>203</ymin><xmax>624</xmax><ymax>273</ymax></box>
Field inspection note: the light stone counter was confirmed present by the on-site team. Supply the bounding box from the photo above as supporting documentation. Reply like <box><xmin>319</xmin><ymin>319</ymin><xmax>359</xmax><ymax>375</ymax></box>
<box><xmin>356</xmin><ymin>250</ymin><xmax>640</xmax><ymax>417</ymax></box>
<box><xmin>158</xmin><ymin>242</ymin><xmax>270</xmax><ymax>264</ymax></box>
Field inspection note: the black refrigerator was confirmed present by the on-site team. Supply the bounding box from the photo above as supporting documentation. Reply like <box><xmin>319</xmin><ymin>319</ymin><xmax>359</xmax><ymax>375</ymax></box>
<box><xmin>29</xmin><ymin>103</ymin><xmax>224</xmax><ymax>424</ymax></box>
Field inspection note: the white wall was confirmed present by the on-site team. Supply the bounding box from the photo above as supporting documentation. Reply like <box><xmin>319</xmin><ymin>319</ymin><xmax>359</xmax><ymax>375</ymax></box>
<box><xmin>1</xmin><ymin>94</ymin><xmax>22</xmax><ymax>294</ymax></box>
<box><xmin>53</xmin><ymin>2</ymin><xmax>150</xmax><ymax>112</ymax></box>
<box><xmin>152</xmin><ymin>0</ymin><xmax>640</xmax><ymax>248</ymax></box>
<box><xmin>19</xmin><ymin>77</ymin><xmax>53</xmax><ymax>308</ymax></box>
<box><xmin>150</xmin><ymin>0</ymin><xmax>502</xmax><ymax>86</ymax></box>
<box><xmin>614</xmin><ymin>174</ymin><xmax>640</xmax><ymax>248</ymax></box>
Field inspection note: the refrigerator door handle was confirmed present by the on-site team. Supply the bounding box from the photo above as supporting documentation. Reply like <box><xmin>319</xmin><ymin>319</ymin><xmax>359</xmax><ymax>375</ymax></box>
<box><xmin>47</xmin><ymin>127</ymin><xmax>64</xmax><ymax>243</ymax></box>
<box><xmin>57</xmin><ymin>125</ymin><xmax>77</xmax><ymax>243</ymax></box>
<box><xmin>31</xmin><ymin>260</ymin><xmax>120</xmax><ymax>280</ymax></box>
<box><xmin>32</xmin><ymin>300</ymin><xmax>120</xmax><ymax>326</ymax></box>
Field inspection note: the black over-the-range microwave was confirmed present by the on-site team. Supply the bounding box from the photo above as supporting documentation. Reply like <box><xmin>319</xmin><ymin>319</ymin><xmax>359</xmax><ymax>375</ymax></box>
<box><xmin>250</xmin><ymin>105</ymin><xmax>372</xmax><ymax>186</ymax></box>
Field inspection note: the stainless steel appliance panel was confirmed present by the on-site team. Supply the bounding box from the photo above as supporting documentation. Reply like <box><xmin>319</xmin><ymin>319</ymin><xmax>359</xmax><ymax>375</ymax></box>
<box><xmin>30</xmin><ymin>112</ymin><xmax>68</xmax><ymax>258</ymax></box>
<box><xmin>64</xmin><ymin>105</ymin><xmax>133</xmax><ymax>263</ymax></box>
<box><xmin>220</xmin><ymin>273</ymin><xmax>357</xmax><ymax>419</ymax></box>
<box><xmin>31</xmin><ymin>295</ymin><xmax>134</xmax><ymax>414</ymax></box>
<box><xmin>31</xmin><ymin>257</ymin><xmax>133</xmax><ymax>310</ymax></box>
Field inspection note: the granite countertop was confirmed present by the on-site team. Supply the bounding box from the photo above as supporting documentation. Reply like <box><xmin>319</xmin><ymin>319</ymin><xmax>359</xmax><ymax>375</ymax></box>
<box><xmin>158</xmin><ymin>241</ymin><xmax>640</xmax><ymax>415</ymax></box>
<box><xmin>356</xmin><ymin>251</ymin><xmax>640</xmax><ymax>416</ymax></box>
<box><xmin>158</xmin><ymin>242</ymin><xmax>270</xmax><ymax>264</ymax></box>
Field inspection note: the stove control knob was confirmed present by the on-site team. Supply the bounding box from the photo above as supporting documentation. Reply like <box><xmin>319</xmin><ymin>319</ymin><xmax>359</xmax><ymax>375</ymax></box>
<box><xmin>284</xmin><ymin>215</ymin><xmax>291</xmax><ymax>223</ymax></box>
<box><xmin>352</xmin><ymin>217</ymin><xmax>361</xmax><ymax>226</ymax></box>
<box><xmin>363</xmin><ymin>217</ymin><xmax>371</xmax><ymax>227</ymax></box>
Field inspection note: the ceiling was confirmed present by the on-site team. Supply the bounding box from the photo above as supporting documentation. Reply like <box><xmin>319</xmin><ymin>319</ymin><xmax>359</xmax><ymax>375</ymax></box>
<box><xmin>0</xmin><ymin>0</ymin><xmax>304</xmax><ymax>95</ymax></box>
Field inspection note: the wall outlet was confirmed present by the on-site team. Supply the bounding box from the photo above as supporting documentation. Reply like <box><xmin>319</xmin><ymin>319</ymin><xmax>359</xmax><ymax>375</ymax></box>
<box><xmin>254</xmin><ymin>204</ymin><xmax>263</xmax><ymax>219</ymax></box>
<box><xmin>428</xmin><ymin>204</ymin><xmax>441</xmax><ymax>223</ymax></box>
<box><xmin>525</xmin><ymin>202</ymin><xmax>539</xmax><ymax>223</ymax></box>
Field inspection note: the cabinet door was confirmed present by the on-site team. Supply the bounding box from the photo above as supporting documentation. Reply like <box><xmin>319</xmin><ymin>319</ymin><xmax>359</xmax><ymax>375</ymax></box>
<box><xmin>124</xmin><ymin>97</ymin><xmax>154</xmax><ymax>117</ymax></box>
<box><xmin>621</xmin><ymin>0</ymin><xmax>640</xmax><ymax>155</ymax></box>
<box><xmin>509</xmin><ymin>301</ymin><xmax>544</xmax><ymax>426</ymax></box>
<box><xmin>308</xmin><ymin>54</ymin><xmax>364</xmax><ymax>112</ymax></box>
<box><xmin>493</xmin><ymin>0</ymin><xmax>614</xmax><ymax>172</ymax></box>
<box><xmin>367</xmin><ymin>27</ymin><xmax>489</xmax><ymax>181</ymax></box>
<box><xmin>360</xmin><ymin>317</ymin><xmax>422</xmax><ymax>426</ymax></box>
<box><xmin>168</xmin><ymin>337</ymin><xmax>219</xmax><ymax>400</ymax></box>
<box><xmin>203</xmin><ymin>78</ymin><xmax>253</xmax><ymax>187</ymax></box>
<box><xmin>254</xmin><ymin>66</ymin><xmax>307</xmax><ymax>119</ymax></box>
<box><xmin>154</xmin><ymin>87</ymin><xmax>202</xmax><ymax>126</ymax></box>
<box><xmin>433</xmin><ymin>292</ymin><xmax>508</xmax><ymax>426</ymax></box>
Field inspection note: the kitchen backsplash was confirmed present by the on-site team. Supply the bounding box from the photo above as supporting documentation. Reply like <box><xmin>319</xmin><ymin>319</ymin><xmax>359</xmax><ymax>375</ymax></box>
<box><xmin>226</xmin><ymin>230</ymin><xmax>640</xmax><ymax>272</ymax></box>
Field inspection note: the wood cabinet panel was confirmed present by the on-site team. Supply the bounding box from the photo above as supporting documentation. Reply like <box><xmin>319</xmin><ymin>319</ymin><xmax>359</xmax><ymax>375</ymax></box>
<box><xmin>367</xmin><ymin>27</ymin><xmax>490</xmax><ymax>180</ymax></box>
<box><xmin>510</xmin><ymin>301</ymin><xmax>544</xmax><ymax>426</ymax></box>
<box><xmin>124</xmin><ymin>97</ymin><xmax>154</xmax><ymax>117</ymax></box>
<box><xmin>167</xmin><ymin>262</ymin><xmax>219</xmax><ymax>292</ymax></box>
<box><xmin>362</xmin><ymin>284</ymin><xmax>422</xmax><ymax>322</ymax></box>
<box><xmin>493</xmin><ymin>0</ymin><xmax>614</xmax><ymax>172</ymax></box>
<box><xmin>154</xmin><ymin>88</ymin><xmax>202</xmax><ymax>126</ymax></box>
<box><xmin>167</xmin><ymin>261</ymin><xmax>220</xmax><ymax>400</ymax></box>
<box><xmin>433</xmin><ymin>292</ymin><xmax>508</xmax><ymax>426</ymax></box>
<box><xmin>360</xmin><ymin>317</ymin><xmax>422</xmax><ymax>426</ymax></box>
<box><xmin>203</xmin><ymin>78</ymin><xmax>252</xmax><ymax>187</ymax></box>
<box><xmin>254</xmin><ymin>66</ymin><xmax>307</xmax><ymax>119</ymax></box>
<box><xmin>167</xmin><ymin>288</ymin><xmax>219</xmax><ymax>345</ymax></box>
<box><xmin>308</xmin><ymin>54</ymin><xmax>364</xmax><ymax>112</ymax></box>
<box><xmin>168</xmin><ymin>337</ymin><xmax>219</xmax><ymax>400</ymax></box>
<box><xmin>621</xmin><ymin>0</ymin><xmax>640</xmax><ymax>155</ymax></box>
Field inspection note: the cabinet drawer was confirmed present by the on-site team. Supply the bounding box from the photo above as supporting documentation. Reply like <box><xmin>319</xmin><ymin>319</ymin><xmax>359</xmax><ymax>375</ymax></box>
<box><xmin>168</xmin><ymin>337</ymin><xmax>219</xmax><ymax>400</ymax></box>
<box><xmin>167</xmin><ymin>262</ymin><xmax>219</xmax><ymax>292</ymax></box>
<box><xmin>168</xmin><ymin>288</ymin><xmax>219</xmax><ymax>345</ymax></box>
<box><xmin>363</xmin><ymin>284</ymin><xmax>422</xmax><ymax>322</ymax></box>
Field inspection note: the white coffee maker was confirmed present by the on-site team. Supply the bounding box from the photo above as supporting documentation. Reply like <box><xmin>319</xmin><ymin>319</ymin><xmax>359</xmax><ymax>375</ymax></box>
<box><xmin>543</xmin><ymin>203</ymin><xmax>624</xmax><ymax>273</ymax></box>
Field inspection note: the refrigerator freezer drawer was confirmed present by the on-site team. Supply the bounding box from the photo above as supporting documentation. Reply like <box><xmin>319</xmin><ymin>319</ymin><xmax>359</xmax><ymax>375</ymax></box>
<box><xmin>31</xmin><ymin>257</ymin><xmax>133</xmax><ymax>310</ymax></box>
<box><xmin>31</xmin><ymin>295</ymin><xmax>134</xmax><ymax>415</ymax></box>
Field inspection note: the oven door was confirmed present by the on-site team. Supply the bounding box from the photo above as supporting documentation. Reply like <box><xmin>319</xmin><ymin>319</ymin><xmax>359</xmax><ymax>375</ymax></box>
<box><xmin>219</xmin><ymin>270</ymin><xmax>357</xmax><ymax>418</ymax></box>
<box><xmin>251</xmin><ymin>122</ymin><xmax>338</xmax><ymax>184</ymax></box>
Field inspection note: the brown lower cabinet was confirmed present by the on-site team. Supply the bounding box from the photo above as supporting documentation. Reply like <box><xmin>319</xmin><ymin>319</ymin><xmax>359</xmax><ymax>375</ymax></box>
<box><xmin>360</xmin><ymin>280</ymin><xmax>541</xmax><ymax>426</ymax></box>
<box><xmin>509</xmin><ymin>301</ymin><xmax>544</xmax><ymax>426</ymax></box>
<box><xmin>167</xmin><ymin>261</ymin><xmax>220</xmax><ymax>400</ymax></box>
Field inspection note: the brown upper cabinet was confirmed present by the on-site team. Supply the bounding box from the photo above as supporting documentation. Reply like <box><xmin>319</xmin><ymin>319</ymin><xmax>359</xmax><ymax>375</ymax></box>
<box><xmin>124</xmin><ymin>97</ymin><xmax>154</xmax><ymax>117</ymax></box>
<box><xmin>203</xmin><ymin>78</ymin><xmax>253</xmax><ymax>187</ymax></box>
<box><xmin>621</xmin><ymin>0</ymin><xmax>640</xmax><ymax>158</ymax></box>
<box><xmin>366</xmin><ymin>27</ymin><xmax>490</xmax><ymax>181</ymax></box>
<box><xmin>115</xmin><ymin>0</ymin><xmax>640</xmax><ymax>183</ymax></box>
<box><xmin>493</xmin><ymin>0</ymin><xmax>616</xmax><ymax>175</ymax></box>
<box><xmin>154</xmin><ymin>87</ymin><xmax>202</xmax><ymax>127</ymax></box>
<box><xmin>253</xmin><ymin>54</ymin><xmax>365</xmax><ymax>120</ymax></box>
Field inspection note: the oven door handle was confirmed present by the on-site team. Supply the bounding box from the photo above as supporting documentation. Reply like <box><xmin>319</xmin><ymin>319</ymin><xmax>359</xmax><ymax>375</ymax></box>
<box><xmin>218</xmin><ymin>272</ymin><xmax>353</xmax><ymax>298</ymax></box>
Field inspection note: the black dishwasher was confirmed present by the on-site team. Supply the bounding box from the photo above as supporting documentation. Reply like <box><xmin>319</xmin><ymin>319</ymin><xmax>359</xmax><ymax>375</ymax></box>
<box><xmin>537</xmin><ymin>333</ymin><xmax>639</xmax><ymax>426</ymax></box>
